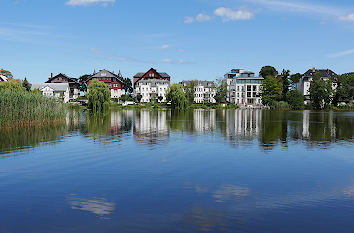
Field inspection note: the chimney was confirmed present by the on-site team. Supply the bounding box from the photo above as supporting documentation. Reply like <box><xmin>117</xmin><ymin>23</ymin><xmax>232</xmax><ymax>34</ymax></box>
<box><xmin>51</xmin><ymin>73</ymin><xmax>53</xmax><ymax>78</ymax></box>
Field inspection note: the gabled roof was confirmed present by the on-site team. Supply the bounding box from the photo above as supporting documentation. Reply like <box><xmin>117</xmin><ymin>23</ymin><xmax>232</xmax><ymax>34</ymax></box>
<box><xmin>46</xmin><ymin>73</ymin><xmax>78</xmax><ymax>84</ymax></box>
<box><xmin>87</xmin><ymin>69</ymin><xmax>123</xmax><ymax>82</ymax></box>
<box><xmin>31</xmin><ymin>83</ymin><xmax>69</xmax><ymax>92</ymax></box>
<box><xmin>303</xmin><ymin>68</ymin><xmax>337</xmax><ymax>79</ymax></box>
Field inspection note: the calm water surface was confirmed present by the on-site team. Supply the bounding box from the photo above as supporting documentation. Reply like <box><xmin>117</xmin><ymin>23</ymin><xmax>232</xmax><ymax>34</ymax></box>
<box><xmin>0</xmin><ymin>109</ymin><xmax>353</xmax><ymax>233</ymax></box>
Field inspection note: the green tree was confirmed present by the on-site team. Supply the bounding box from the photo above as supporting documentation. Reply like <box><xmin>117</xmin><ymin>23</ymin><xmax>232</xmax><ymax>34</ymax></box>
<box><xmin>214</xmin><ymin>79</ymin><xmax>227</xmax><ymax>104</ymax></box>
<box><xmin>309</xmin><ymin>72</ymin><xmax>333</xmax><ymax>109</ymax></box>
<box><xmin>87</xmin><ymin>79</ymin><xmax>111</xmax><ymax>112</ymax></box>
<box><xmin>279</xmin><ymin>69</ymin><xmax>291</xmax><ymax>101</ymax></box>
<box><xmin>259</xmin><ymin>66</ymin><xmax>278</xmax><ymax>79</ymax></box>
<box><xmin>122</xmin><ymin>78</ymin><xmax>133</xmax><ymax>94</ymax></box>
<box><xmin>332</xmin><ymin>73</ymin><xmax>354</xmax><ymax>106</ymax></box>
<box><xmin>290</xmin><ymin>73</ymin><xmax>302</xmax><ymax>89</ymax></box>
<box><xmin>22</xmin><ymin>78</ymin><xmax>31</xmax><ymax>92</ymax></box>
<box><xmin>183</xmin><ymin>80</ymin><xmax>197</xmax><ymax>104</ymax></box>
<box><xmin>0</xmin><ymin>69</ymin><xmax>13</xmax><ymax>79</ymax></box>
<box><xmin>0</xmin><ymin>80</ymin><xmax>25</xmax><ymax>92</ymax></box>
<box><xmin>286</xmin><ymin>90</ymin><xmax>304</xmax><ymax>110</ymax></box>
<box><xmin>166</xmin><ymin>84</ymin><xmax>189</xmax><ymax>109</ymax></box>
<box><xmin>136</xmin><ymin>94</ymin><xmax>142</xmax><ymax>103</ymax></box>
<box><xmin>158</xmin><ymin>95</ymin><xmax>164</xmax><ymax>102</ymax></box>
<box><xmin>261</xmin><ymin>76</ymin><xmax>282</xmax><ymax>106</ymax></box>
<box><xmin>78</xmin><ymin>74</ymin><xmax>90</xmax><ymax>92</ymax></box>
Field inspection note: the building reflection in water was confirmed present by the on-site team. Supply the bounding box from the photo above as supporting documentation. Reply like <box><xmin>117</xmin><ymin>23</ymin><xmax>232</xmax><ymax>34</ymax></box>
<box><xmin>133</xmin><ymin>110</ymin><xmax>170</xmax><ymax>145</ymax></box>
<box><xmin>0</xmin><ymin>109</ymin><xmax>352</xmax><ymax>154</ymax></box>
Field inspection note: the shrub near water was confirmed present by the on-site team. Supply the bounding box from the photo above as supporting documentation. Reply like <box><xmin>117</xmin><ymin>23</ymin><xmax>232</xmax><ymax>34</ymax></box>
<box><xmin>0</xmin><ymin>81</ymin><xmax>66</xmax><ymax>127</ymax></box>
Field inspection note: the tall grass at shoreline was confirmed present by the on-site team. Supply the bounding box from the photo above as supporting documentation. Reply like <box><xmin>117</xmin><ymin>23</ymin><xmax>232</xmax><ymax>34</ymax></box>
<box><xmin>0</xmin><ymin>90</ymin><xmax>66</xmax><ymax>127</ymax></box>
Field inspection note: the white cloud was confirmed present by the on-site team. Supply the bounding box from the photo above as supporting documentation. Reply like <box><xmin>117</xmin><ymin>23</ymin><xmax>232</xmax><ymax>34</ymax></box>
<box><xmin>184</xmin><ymin>14</ymin><xmax>212</xmax><ymax>24</ymax></box>
<box><xmin>184</xmin><ymin>16</ymin><xmax>195</xmax><ymax>24</ymax></box>
<box><xmin>340</xmin><ymin>13</ymin><xmax>354</xmax><ymax>21</ymax></box>
<box><xmin>196</xmin><ymin>13</ymin><xmax>213</xmax><ymax>22</ymax></box>
<box><xmin>161</xmin><ymin>44</ymin><xmax>169</xmax><ymax>49</ymax></box>
<box><xmin>214</xmin><ymin>7</ymin><xmax>253</xmax><ymax>22</ymax></box>
<box><xmin>65</xmin><ymin>0</ymin><xmax>115</xmax><ymax>6</ymax></box>
<box><xmin>328</xmin><ymin>49</ymin><xmax>354</xmax><ymax>58</ymax></box>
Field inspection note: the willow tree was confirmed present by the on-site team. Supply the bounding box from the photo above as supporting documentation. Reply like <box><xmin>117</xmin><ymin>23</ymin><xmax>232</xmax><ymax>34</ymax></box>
<box><xmin>166</xmin><ymin>84</ymin><xmax>189</xmax><ymax>109</ymax></box>
<box><xmin>87</xmin><ymin>79</ymin><xmax>111</xmax><ymax>112</ymax></box>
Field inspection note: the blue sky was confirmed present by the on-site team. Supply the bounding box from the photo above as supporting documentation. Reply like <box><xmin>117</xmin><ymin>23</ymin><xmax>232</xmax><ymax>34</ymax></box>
<box><xmin>1</xmin><ymin>0</ymin><xmax>354</xmax><ymax>82</ymax></box>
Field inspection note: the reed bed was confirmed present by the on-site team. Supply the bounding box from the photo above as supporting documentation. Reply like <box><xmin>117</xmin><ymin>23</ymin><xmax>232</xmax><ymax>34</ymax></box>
<box><xmin>0</xmin><ymin>90</ymin><xmax>66</xmax><ymax>127</ymax></box>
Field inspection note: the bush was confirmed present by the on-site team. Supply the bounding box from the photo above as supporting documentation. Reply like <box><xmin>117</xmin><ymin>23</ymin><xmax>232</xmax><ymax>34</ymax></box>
<box><xmin>286</xmin><ymin>90</ymin><xmax>305</xmax><ymax>110</ymax></box>
<box><xmin>269</xmin><ymin>101</ymin><xmax>291</xmax><ymax>110</ymax></box>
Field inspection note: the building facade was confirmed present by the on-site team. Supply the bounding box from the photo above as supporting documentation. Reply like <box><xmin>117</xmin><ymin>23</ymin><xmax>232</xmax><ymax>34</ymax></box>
<box><xmin>296</xmin><ymin>68</ymin><xmax>337</xmax><ymax>105</ymax></box>
<box><xmin>224</xmin><ymin>69</ymin><xmax>263</xmax><ymax>107</ymax></box>
<box><xmin>86</xmin><ymin>69</ymin><xmax>125</xmax><ymax>99</ymax></box>
<box><xmin>31</xmin><ymin>83</ymin><xmax>70</xmax><ymax>103</ymax></box>
<box><xmin>46</xmin><ymin>73</ymin><xmax>80</xmax><ymax>100</ymax></box>
<box><xmin>134</xmin><ymin>68</ymin><xmax>170</xmax><ymax>103</ymax></box>
<box><xmin>180</xmin><ymin>80</ymin><xmax>216</xmax><ymax>103</ymax></box>
<box><xmin>0</xmin><ymin>74</ymin><xmax>8</xmax><ymax>82</ymax></box>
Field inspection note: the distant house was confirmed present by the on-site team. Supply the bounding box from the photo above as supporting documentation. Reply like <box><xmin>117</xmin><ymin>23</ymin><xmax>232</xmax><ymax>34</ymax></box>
<box><xmin>133</xmin><ymin>68</ymin><xmax>170</xmax><ymax>103</ymax></box>
<box><xmin>0</xmin><ymin>74</ymin><xmax>8</xmax><ymax>82</ymax></box>
<box><xmin>46</xmin><ymin>73</ymin><xmax>80</xmax><ymax>100</ymax></box>
<box><xmin>31</xmin><ymin>83</ymin><xmax>70</xmax><ymax>103</ymax></box>
<box><xmin>224</xmin><ymin>69</ymin><xmax>256</xmax><ymax>103</ymax></box>
<box><xmin>181</xmin><ymin>80</ymin><xmax>216</xmax><ymax>103</ymax></box>
<box><xmin>296</xmin><ymin>68</ymin><xmax>337</xmax><ymax>105</ymax></box>
<box><xmin>86</xmin><ymin>69</ymin><xmax>125</xmax><ymax>99</ymax></box>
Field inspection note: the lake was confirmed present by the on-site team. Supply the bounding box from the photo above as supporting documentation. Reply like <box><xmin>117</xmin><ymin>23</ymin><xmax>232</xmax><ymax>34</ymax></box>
<box><xmin>0</xmin><ymin>109</ymin><xmax>353</xmax><ymax>233</ymax></box>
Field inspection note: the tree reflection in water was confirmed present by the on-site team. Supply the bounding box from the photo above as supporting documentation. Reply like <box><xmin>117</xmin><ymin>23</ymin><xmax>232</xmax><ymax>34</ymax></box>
<box><xmin>1</xmin><ymin>109</ymin><xmax>352</xmax><ymax>154</ymax></box>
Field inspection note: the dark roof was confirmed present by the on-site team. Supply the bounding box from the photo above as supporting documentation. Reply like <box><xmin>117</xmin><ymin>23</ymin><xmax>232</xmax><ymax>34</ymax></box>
<box><xmin>133</xmin><ymin>68</ymin><xmax>170</xmax><ymax>78</ymax></box>
<box><xmin>303</xmin><ymin>68</ymin><xmax>337</xmax><ymax>79</ymax></box>
<box><xmin>46</xmin><ymin>73</ymin><xmax>79</xmax><ymax>84</ymax></box>
<box><xmin>87</xmin><ymin>69</ymin><xmax>123</xmax><ymax>82</ymax></box>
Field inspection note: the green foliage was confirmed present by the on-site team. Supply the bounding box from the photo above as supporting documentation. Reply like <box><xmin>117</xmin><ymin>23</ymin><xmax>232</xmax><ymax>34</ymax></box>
<box><xmin>332</xmin><ymin>73</ymin><xmax>354</xmax><ymax>106</ymax></box>
<box><xmin>22</xmin><ymin>78</ymin><xmax>32</xmax><ymax>92</ymax></box>
<box><xmin>166</xmin><ymin>84</ymin><xmax>189</xmax><ymax>109</ymax></box>
<box><xmin>259</xmin><ymin>66</ymin><xmax>278</xmax><ymax>79</ymax></box>
<box><xmin>0</xmin><ymin>80</ymin><xmax>25</xmax><ymax>92</ymax></box>
<box><xmin>286</xmin><ymin>90</ymin><xmax>305</xmax><ymax>110</ymax></box>
<box><xmin>119</xmin><ymin>94</ymin><xmax>134</xmax><ymax>102</ymax></box>
<box><xmin>78</xmin><ymin>74</ymin><xmax>90</xmax><ymax>92</ymax></box>
<box><xmin>136</xmin><ymin>94</ymin><xmax>142</xmax><ymax>103</ymax></box>
<box><xmin>122</xmin><ymin>78</ymin><xmax>133</xmax><ymax>94</ymax></box>
<box><xmin>290</xmin><ymin>73</ymin><xmax>302</xmax><ymax>87</ymax></box>
<box><xmin>268</xmin><ymin>101</ymin><xmax>291</xmax><ymax>110</ymax></box>
<box><xmin>0</xmin><ymin>89</ymin><xmax>66</xmax><ymax>127</ymax></box>
<box><xmin>0</xmin><ymin>69</ymin><xmax>13</xmax><ymax>79</ymax></box>
<box><xmin>261</xmin><ymin>76</ymin><xmax>282</xmax><ymax>106</ymax></box>
<box><xmin>309</xmin><ymin>72</ymin><xmax>333</xmax><ymax>109</ymax></box>
<box><xmin>279</xmin><ymin>69</ymin><xmax>290</xmax><ymax>100</ymax></box>
<box><xmin>214</xmin><ymin>79</ymin><xmax>227</xmax><ymax>104</ymax></box>
<box><xmin>183</xmin><ymin>80</ymin><xmax>198</xmax><ymax>104</ymax></box>
<box><xmin>87</xmin><ymin>79</ymin><xmax>111</xmax><ymax>112</ymax></box>
<box><xmin>158</xmin><ymin>95</ymin><xmax>164</xmax><ymax>102</ymax></box>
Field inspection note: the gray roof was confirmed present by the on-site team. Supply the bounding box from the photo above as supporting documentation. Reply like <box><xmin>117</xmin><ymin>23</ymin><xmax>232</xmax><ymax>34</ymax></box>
<box><xmin>303</xmin><ymin>69</ymin><xmax>337</xmax><ymax>79</ymax></box>
<box><xmin>133</xmin><ymin>72</ymin><xmax>170</xmax><ymax>78</ymax></box>
<box><xmin>181</xmin><ymin>80</ymin><xmax>215</xmax><ymax>87</ymax></box>
<box><xmin>136</xmin><ymin>79</ymin><xmax>170</xmax><ymax>87</ymax></box>
<box><xmin>31</xmin><ymin>83</ymin><xmax>69</xmax><ymax>92</ymax></box>
<box><xmin>91</xmin><ymin>69</ymin><xmax>119</xmax><ymax>79</ymax></box>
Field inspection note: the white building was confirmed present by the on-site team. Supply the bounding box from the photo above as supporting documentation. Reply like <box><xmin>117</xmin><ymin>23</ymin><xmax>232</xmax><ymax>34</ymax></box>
<box><xmin>224</xmin><ymin>69</ymin><xmax>256</xmax><ymax>103</ymax></box>
<box><xmin>181</xmin><ymin>80</ymin><xmax>217</xmax><ymax>103</ymax></box>
<box><xmin>296</xmin><ymin>68</ymin><xmax>337</xmax><ymax>105</ymax></box>
<box><xmin>224</xmin><ymin>69</ymin><xmax>263</xmax><ymax>107</ymax></box>
<box><xmin>133</xmin><ymin>68</ymin><xmax>170</xmax><ymax>103</ymax></box>
<box><xmin>31</xmin><ymin>83</ymin><xmax>70</xmax><ymax>103</ymax></box>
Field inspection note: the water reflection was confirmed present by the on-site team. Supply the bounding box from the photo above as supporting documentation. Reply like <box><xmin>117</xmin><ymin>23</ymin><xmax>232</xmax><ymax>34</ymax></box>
<box><xmin>67</xmin><ymin>194</ymin><xmax>115</xmax><ymax>218</ymax></box>
<box><xmin>0</xmin><ymin>109</ymin><xmax>353</xmax><ymax>154</ymax></box>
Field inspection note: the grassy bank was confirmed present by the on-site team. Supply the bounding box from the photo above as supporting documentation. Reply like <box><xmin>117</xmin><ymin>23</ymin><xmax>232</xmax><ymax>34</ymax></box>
<box><xmin>0</xmin><ymin>90</ymin><xmax>66</xmax><ymax>127</ymax></box>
